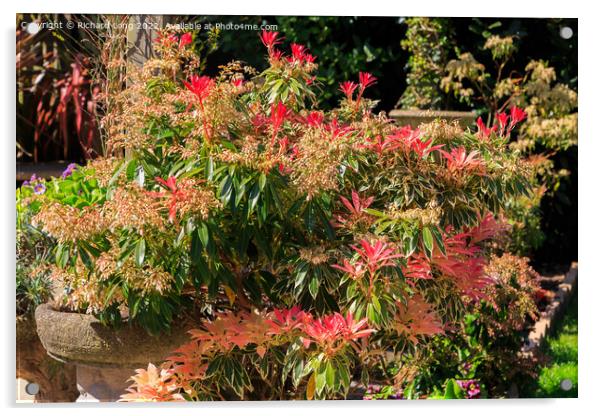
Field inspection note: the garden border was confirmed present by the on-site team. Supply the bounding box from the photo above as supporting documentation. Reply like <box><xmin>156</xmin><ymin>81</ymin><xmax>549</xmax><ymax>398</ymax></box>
<box><xmin>522</xmin><ymin>262</ymin><xmax>578</xmax><ymax>357</ymax></box>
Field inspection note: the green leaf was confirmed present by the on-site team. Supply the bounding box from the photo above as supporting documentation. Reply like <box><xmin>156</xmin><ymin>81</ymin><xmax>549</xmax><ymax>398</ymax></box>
<box><xmin>124</xmin><ymin>159</ymin><xmax>138</xmax><ymax>181</ymax></box>
<box><xmin>219</xmin><ymin>175</ymin><xmax>233</xmax><ymax>204</ymax></box>
<box><xmin>104</xmin><ymin>284</ymin><xmax>120</xmax><ymax>305</ymax></box>
<box><xmin>432</xmin><ymin>226</ymin><xmax>446</xmax><ymax>256</ymax></box>
<box><xmin>292</xmin><ymin>359</ymin><xmax>304</xmax><ymax>389</ymax></box>
<box><xmin>198</xmin><ymin>223</ymin><xmax>209</xmax><ymax>247</ymax></box>
<box><xmin>422</xmin><ymin>226</ymin><xmax>434</xmax><ymax>258</ymax></box>
<box><xmin>443</xmin><ymin>379</ymin><xmax>464</xmax><ymax>399</ymax></box>
<box><xmin>325</xmin><ymin>361</ymin><xmax>335</xmax><ymax>387</ymax></box>
<box><xmin>248</xmin><ymin>183</ymin><xmax>261</xmax><ymax>214</ymax></box>
<box><xmin>190</xmin><ymin>230</ymin><xmax>202</xmax><ymax>263</ymax></box>
<box><xmin>282</xmin><ymin>340</ymin><xmax>301</xmax><ymax>384</ymax></box>
<box><xmin>78</xmin><ymin>245</ymin><xmax>93</xmax><ymax>270</ymax></box>
<box><xmin>294</xmin><ymin>265</ymin><xmax>308</xmax><ymax>289</ymax></box>
<box><xmin>135</xmin><ymin>238</ymin><xmax>146</xmax><ymax>266</ymax></box>
<box><xmin>337</xmin><ymin>360</ymin><xmax>350</xmax><ymax>390</ymax></box>
<box><xmin>258</xmin><ymin>173</ymin><xmax>267</xmax><ymax>191</ymax></box>
<box><xmin>364</xmin><ymin>208</ymin><xmax>386</xmax><ymax>218</ymax></box>
<box><xmin>406</xmin><ymin>230</ymin><xmax>419</xmax><ymax>256</ymax></box>
<box><xmin>371</xmin><ymin>294</ymin><xmax>382</xmax><ymax>314</ymax></box>
<box><xmin>235</xmin><ymin>178</ymin><xmax>247</xmax><ymax>206</ymax></box>
<box><xmin>57</xmin><ymin>244</ymin><xmax>70</xmax><ymax>268</ymax></box>
<box><xmin>308</xmin><ymin>275</ymin><xmax>319</xmax><ymax>299</ymax></box>
<box><xmin>443</xmin><ymin>379</ymin><xmax>456</xmax><ymax>399</ymax></box>
<box><xmin>404</xmin><ymin>379</ymin><xmax>416</xmax><ymax>400</ymax></box>
<box><xmin>366</xmin><ymin>303</ymin><xmax>377</xmax><ymax>324</ymax></box>
<box><xmin>258</xmin><ymin>353</ymin><xmax>270</xmax><ymax>380</ymax></box>
<box><xmin>346</xmin><ymin>281</ymin><xmax>357</xmax><ymax>299</ymax></box>
<box><xmin>315</xmin><ymin>369</ymin><xmax>326</xmax><ymax>395</ymax></box>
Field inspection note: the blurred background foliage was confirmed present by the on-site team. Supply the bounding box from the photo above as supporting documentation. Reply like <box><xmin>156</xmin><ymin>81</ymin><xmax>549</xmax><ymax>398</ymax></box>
<box><xmin>187</xmin><ymin>15</ymin><xmax>407</xmax><ymax>111</ymax></box>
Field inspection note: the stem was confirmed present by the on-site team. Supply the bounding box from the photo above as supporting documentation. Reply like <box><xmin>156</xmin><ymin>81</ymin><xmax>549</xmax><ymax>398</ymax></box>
<box><xmin>355</xmin><ymin>84</ymin><xmax>367</xmax><ymax>114</ymax></box>
<box><xmin>234</xmin><ymin>268</ymin><xmax>253</xmax><ymax>311</ymax></box>
<box><xmin>198</xmin><ymin>100</ymin><xmax>211</xmax><ymax>142</ymax></box>
<box><xmin>368</xmin><ymin>270</ymin><xmax>375</xmax><ymax>299</ymax></box>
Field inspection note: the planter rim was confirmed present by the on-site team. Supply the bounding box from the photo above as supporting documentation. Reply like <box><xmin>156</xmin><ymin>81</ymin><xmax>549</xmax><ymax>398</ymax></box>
<box><xmin>388</xmin><ymin>109</ymin><xmax>476</xmax><ymax>118</ymax></box>
<box><xmin>388</xmin><ymin>109</ymin><xmax>476</xmax><ymax>129</ymax></box>
<box><xmin>35</xmin><ymin>303</ymin><xmax>194</xmax><ymax>368</ymax></box>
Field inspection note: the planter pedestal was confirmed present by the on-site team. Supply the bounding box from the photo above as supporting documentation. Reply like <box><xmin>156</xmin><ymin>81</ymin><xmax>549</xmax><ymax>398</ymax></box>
<box><xmin>35</xmin><ymin>304</ymin><xmax>194</xmax><ymax>402</ymax></box>
<box><xmin>75</xmin><ymin>366</ymin><xmax>136</xmax><ymax>402</ymax></box>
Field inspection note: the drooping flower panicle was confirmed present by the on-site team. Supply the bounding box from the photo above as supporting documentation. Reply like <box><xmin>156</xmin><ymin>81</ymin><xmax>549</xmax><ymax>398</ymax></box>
<box><xmin>148</xmin><ymin>176</ymin><xmax>219</xmax><ymax>223</ymax></box>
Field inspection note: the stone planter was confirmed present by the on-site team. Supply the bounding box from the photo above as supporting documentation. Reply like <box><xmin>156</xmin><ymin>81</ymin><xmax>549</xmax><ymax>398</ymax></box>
<box><xmin>388</xmin><ymin>109</ymin><xmax>476</xmax><ymax>128</ymax></box>
<box><xmin>16</xmin><ymin>314</ymin><xmax>78</xmax><ymax>402</ymax></box>
<box><xmin>35</xmin><ymin>303</ymin><xmax>194</xmax><ymax>402</ymax></box>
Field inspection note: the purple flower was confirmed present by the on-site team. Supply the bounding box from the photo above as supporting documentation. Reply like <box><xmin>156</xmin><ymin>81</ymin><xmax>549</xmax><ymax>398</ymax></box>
<box><xmin>456</xmin><ymin>379</ymin><xmax>481</xmax><ymax>399</ymax></box>
<box><xmin>466</xmin><ymin>385</ymin><xmax>481</xmax><ymax>399</ymax></box>
<box><xmin>61</xmin><ymin>163</ymin><xmax>78</xmax><ymax>179</ymax></box>
<box><xmin>460</xmin><ymin>362</ymin><xmax>473</xmax><ymax>376</ymax></box>
<box><xmin>33</xmin><ymin>183</ymin><xmax>46</xmax><ymax>195</ymax></box>
<box><xmin>23</xmin><ymin>173</ymin><xmax>39</xmax><ymax>187</ymax></box>
<box><xmin>366</xmin><ymin>384</ymin><xmax>381</xmax><ymax>394</ymax></box>
<box><xmin>363</xmin><ymin>385</ymin><xmax>403</xmax><ymax>400</ymax></box>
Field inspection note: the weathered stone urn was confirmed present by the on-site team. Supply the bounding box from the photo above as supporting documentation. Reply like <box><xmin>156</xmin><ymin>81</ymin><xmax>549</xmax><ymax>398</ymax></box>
<box><xmin>35</xmin><ymin>304</ymin><xmax>193</xmax><ymax>402</ymax></box>
<box><xmin>388</xmin><ymin>109</ymin><xmax>476</xmax><ymax>128</ymax></box>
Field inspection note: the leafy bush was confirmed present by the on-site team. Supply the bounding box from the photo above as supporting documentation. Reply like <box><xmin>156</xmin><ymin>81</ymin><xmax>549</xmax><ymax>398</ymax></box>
<box><xmin>460</xmin><ymin>254</ymin><xmax>541</xmax><ymax>395</ymax></box>
<box><xmin>22</xmin><ymin>28</ymin><xmax>535</xmax><ymax>400</ymax></box>
<box><xmin>397</xmin><ymin>17</ymin><xmax>452</xmax><ymax>110</ymax></box>
<box><xmin>396</xmin><ymin>18</ymin><xmax>577</xmax><ymax>259</ymax></box>
<box><xmin>16</xmin><ymin>177</ymin><xmax>56</xmax><ymax>316</ymax></box>
<box><xmin>373</xmin><ymin>253</ymin><xmax>542</xmax><ymax>398</ymax></box>
<box><xmin>440</xmin><ymin>35</ymin><xmax>577</xmax><ymax>257</ymax></box>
